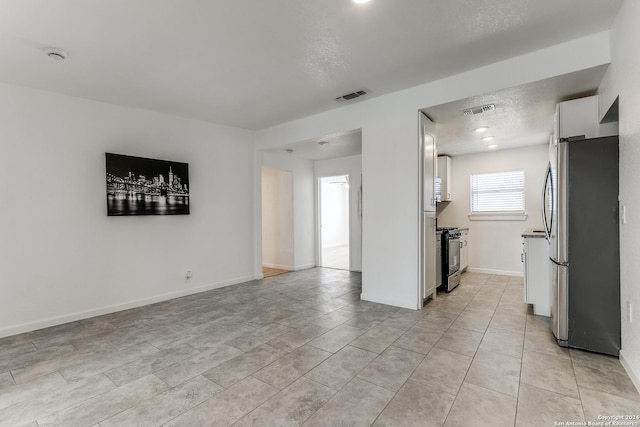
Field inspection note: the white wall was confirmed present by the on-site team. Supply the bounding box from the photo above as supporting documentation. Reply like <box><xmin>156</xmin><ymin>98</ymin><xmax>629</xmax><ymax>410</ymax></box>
<box><xmin>0</xmin><ymin>83</ymin><xmax>255</xmax><ymax>337</ymax></box>
<box><xmin>320</xmin><ymin>176</ymin><xmax>349</xmax><ymax>248</ymax></box>
<box><xmin>315</xmin><ymin>155</ymin><xmax>363</xmax><ymax>271</ymax></box>
<box><xmin>261</xmin><ymin>167</ymin><xmax>294</xmax><ymax>270</ymax></box>
<box><xmin>255</xmin><ymin>32</ymin><xmax>611</xmax><ymax>309</ymax></box>
<box><xmin>436</xmin><ymin>145</ymin><xmax>549</xmax><ymax>275</ymax></box>
<box><xmin>260</xmin><ymin>152</ymin><xmax>316</xmax><ymax>271</ymax></box>
<box><xmin>598</xmin><ymin>0</ymin><xmax>640</xmax><ymax>391</ymax></box>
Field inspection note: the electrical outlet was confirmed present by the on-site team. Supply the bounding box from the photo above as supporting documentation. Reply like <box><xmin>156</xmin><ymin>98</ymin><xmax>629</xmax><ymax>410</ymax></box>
<box><xmin>628</xmin><ymin>301</ymin><xmax>633</xmax><ymax>323</ymax></box>
<box><xmin>621</xmin><ymin>205</ymin><xmax>627</xmax><ymax>225</ymax></box>
<box><xmin>186</xmin><ymin>270</ymin><xmax>192</xmax><ymax>280</ymax></box>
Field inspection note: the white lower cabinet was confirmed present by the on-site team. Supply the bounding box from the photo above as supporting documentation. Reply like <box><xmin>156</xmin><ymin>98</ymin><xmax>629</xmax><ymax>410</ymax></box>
<box><xmin>522</xmin><ymin>236</ymin><xmax>551</xmax><ymax>316</ymax></box>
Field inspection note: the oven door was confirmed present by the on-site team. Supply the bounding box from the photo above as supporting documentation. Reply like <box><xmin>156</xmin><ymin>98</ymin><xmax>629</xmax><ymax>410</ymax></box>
<box><xmin>448</xmin><ymin>237</ymin><xmax>461</xmax><ymax>275</ymax></box>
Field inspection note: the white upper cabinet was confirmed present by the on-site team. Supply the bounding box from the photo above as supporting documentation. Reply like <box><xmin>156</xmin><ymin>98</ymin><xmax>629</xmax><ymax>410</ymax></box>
<box><xmin>421</xmin><ymin>113</ymin><xmax>437</xmax><ymax>212</ymax></box>
<box><xmin>437</xmin><ymin>155</ymin><xmax>452</xmax><ymax>202</ymax></box>
<box><xmin>555</xmin><ymin>95</ymin><xmax>599</xmax><ymax>141</ymax></box>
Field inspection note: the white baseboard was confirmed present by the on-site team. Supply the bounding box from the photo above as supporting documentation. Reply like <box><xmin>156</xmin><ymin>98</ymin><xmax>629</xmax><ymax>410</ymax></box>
<box><xmin>360</xmin><ymin>292</ymin><xmax>417</xmax><ymax>310</ymax></box>
<box><xmin>262</xmin><ymin>262</ymin><xmax>294</xmax><ymax>271</ymax></box>
<box><xmin>294</xmin><ymin>263</ymin><xmax>316</xmax><ymax>271</ymax></box>
<box><xmin>0</xmin><ymin>274</ymin><xmax>255</xmax><ymax>339</ymax></box>
<box><xmin>620</xmin><ymin>350</ymin><xmax>640</xmax><ymax>393</ymax></box>
<box><xmin>466</xmin><ymin>267</ymin><xmax>524</xmax><ymax>277</ymax></box>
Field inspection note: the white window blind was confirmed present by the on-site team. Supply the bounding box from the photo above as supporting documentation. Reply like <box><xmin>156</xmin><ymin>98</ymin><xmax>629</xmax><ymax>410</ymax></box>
<box><xmin>470</xmin><ymin>170</ymin><xmax>525</xmax><ymax>213</ymax></box>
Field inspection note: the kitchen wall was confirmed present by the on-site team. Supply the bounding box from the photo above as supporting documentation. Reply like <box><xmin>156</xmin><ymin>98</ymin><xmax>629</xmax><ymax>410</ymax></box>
<box><xmin>261</xmin><ymin>167</ymin><xmax>294</xmax><ymax>270</ymax></box>
<box><xmin>0</xmin><ymin>83</ymin><xmax>255</xmax><ymax>338</ymax></box>
<box><xmin>436</xmin><ymin>144</ymin><xmax>548</xmax><ymax>275</ymax></box>
<box><xmin>255</xmin><ymin>31</ymin><xmax>611</xmax><ymax>309</ymax></box>
<box><xmin>260</xmin><ymin>151</ymin><xmax>316</xmax><ymax>271</ymax></box>
<box><xmin>315</xmin><ymin>155</ymin><xmax>363</xmax><ymax>271</ymax></box>
<box><xmin>598</xmin><ymin>0</ymin><xmax>640</xmax><ymax>391</ymax></box>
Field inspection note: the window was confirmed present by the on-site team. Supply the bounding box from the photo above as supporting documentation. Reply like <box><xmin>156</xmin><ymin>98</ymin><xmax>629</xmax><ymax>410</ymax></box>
<box><xmin>470</xmin><ymin>170</ymin><xmax>526</xmax><ymax>220</ymax></box>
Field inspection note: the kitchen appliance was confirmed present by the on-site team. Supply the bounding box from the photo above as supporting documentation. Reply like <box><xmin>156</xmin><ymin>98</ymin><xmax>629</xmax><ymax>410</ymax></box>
<box><xmin>542</xmin><ymin>135</ymin><xmax>620</xmax><ymax>356</ymax></box>
<box><xmin>438</xmin><ymin>227</ymin><xmax>461</xmax><ymax>292</ymax></box>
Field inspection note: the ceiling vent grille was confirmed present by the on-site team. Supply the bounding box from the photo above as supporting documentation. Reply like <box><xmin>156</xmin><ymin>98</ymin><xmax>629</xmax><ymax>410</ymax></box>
<box><xmin>461</xmin><ymin>103</ymin><xmax>496</xmax><ymax>116</ymax></box>
<box><xmin>336</xmin><ymin>90</ymin><xmax>367</xmax><ymax>101</ymax></box>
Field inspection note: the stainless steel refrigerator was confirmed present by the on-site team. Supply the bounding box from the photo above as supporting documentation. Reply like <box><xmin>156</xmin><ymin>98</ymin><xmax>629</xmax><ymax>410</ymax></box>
<box><xmin>542</xmin><ymin>135</ymin><xmax>620</xmax><ymax>356</ymax></box>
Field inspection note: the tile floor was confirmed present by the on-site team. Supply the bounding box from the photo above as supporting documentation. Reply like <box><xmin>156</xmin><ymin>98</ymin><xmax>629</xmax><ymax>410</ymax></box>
<box><xmin>0</xmin><ymin>269</ymin><xmax>639</xmax><ymax>426</ymax></box>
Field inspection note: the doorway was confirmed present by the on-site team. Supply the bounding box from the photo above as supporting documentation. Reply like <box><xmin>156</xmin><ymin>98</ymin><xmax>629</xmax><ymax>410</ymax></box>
<box><xmin>319</xmin><ymin>174</ymin><xmax>350</xmax><ymax>270</ymax></box>
<box><xmin>261</xmin><ymin>166</ymin><xmax>294</xmax><ymax>277</ymax></box>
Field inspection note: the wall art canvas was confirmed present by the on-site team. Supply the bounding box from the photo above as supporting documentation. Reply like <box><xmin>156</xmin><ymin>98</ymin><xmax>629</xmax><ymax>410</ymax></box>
<box><xmin>106</xmin><ymin>153</ymin><xmax>190</xmax><ymax>216</ymax></box>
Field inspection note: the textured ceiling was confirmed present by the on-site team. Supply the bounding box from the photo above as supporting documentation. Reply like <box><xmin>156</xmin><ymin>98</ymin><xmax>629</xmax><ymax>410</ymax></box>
<box><xmin>266</xmin><ymin>129</ymin><xmax>362</xmax><ymax>161</ymax></box>
<box><xmin>0</xmin><ymin>0</ymin><xmax>622</xmax><ymax>130</ymax></box>
<box><xmin>424</xmin><ymin>66</ymin><xmax>610</xmax><ymax>156</ymax></box>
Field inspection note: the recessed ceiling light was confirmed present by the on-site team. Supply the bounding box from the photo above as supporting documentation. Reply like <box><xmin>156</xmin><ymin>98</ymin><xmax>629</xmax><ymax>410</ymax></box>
<box><xmin>353</xmin><ymin>0</ymin><xmax>371</xmax><ymax>4</ymax></box>
<box><xmin>474</xmin><ymin>126</ymin><xmax>489</xmax><ymax>133</ymax></box>
<box><xmin>481</xmin><ymin>136</ymin><xmax>495</xmax><ymax>141</ymax></box>
<box><xmin>487</xmin><ymin>144</ymin><xmax>498</xmax><ymax>149</ymax></box>
<box><xmin>318</xmin><ymin>141</ymin><xmax>330</xmax><ymax>146</ymax></box>
<box><xmin>285</xmin><ymin>149</ymin><xmax>294</xmax><ymax>153</ymax></box>
<box><xmin>44</xmin><ymin>47</ymin><xmax>67</xmax><ymax>61</ymax></box>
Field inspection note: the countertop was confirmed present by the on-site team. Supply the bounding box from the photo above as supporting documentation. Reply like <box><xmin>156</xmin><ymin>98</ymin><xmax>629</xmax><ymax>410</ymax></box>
<box><xmin>522</xmin><ymin>228</ymin><xmax>546</xmax><ymax>238</ymax></box>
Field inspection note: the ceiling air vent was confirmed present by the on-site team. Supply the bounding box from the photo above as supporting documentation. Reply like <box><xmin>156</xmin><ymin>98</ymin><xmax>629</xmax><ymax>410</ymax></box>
<box><xmin>336</xmin><ymin>90</ymin><xmax>367</xmax><ymax>101</ymax></box>
<box><xmin>461</xmin><ymin>103</ymin><xmax>496</xmax><ymax>116</ymax></box>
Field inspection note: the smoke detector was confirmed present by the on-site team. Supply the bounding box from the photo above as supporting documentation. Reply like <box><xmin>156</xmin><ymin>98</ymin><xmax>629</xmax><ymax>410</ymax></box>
<box><xmin>44</xmin><ymin>47</ymin><xmax>68</xmax><ymax>61</ymax></box>
<box><xmin>335</xmin><ymin>90</ymin><xmax>368</xmax><ymax>102</ymax></box>
<box><xmin>461</xmin><ymin>104</ymin><xmax>495</xmax><ymax>116</ymax></box>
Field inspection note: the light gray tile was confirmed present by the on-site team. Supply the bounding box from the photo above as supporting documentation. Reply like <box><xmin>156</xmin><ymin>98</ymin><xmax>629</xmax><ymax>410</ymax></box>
<box><xmin>444</xmin><ymin>382</ymin><xmax>517</xmax><ymax>427</ymax></box>
<box><xmin>417</xmin><ymin>311</ymin><xmax>459</xmax><ymax>330</ymax></box>
<box><xmin>60</xmin><ymin>342</ymin><xmax>159</xmax><ymax>381</ymax></box>
<box><xmin>0</xmin><ymin>372</ymin><xmax>14</xmax><ymax>390</ymax></box>
<box><xmin>479</xmin><ymin>326</ymin><xmax>524</xmax><ymax>359</ymax></box>
<box><xmin>104</xmin><ymin>345</ymin><xmax>200</xmax><ymax>386</ymax></box>
<box><xmin>307</xmin><ymin>324</ymin><xmax>366</xmax><ymax>353</ymax></box>
<box><xmin>266</xmin><ymin>323</ymin><xmax>331</xmax><ymax>353</ymax></box>
<box><xmin>373</xmin><ymin>379</ymin><xmax>456</xmax><ymax>427</ymax></box>
<box><xmin>302</xmin><ymin>378</ymin><xmax>395</xmax><ymax>427</ymax></box>
<box><xmin>4</xmin><ymin>344</ymin><xmax>78</xmax><ymax>383</ymax></box>
<box><xmin>450</xmin><ymin>311</ymin><xmax>492</xmax><ymax>333</ymax></box>
<box><xmin>570</xmin><ymin>349</ymin><xmax>640</xmax><ymax>402</ymax></box>
<box><xmin>100</xmin><ymin>375</ymin><xmax>221</xmax><ymax>426</ymax></box>
<box><xmin>154</xmin><ymin>344</ymin><xmax>242</xmax><ymax>387</ymax></box>
<box><xmin>276</xmin><ymin>309</ymin><xmax>325</xmax><ymax>328</ymax></box>
<box><xmin>311</xmin><ymin>310</ymin><xmax>355</xmax><ymax>329</ymax></box>
<box><xmin>305</xmin><ymin>345</ymin><xmax>378</xmax><ymax>390</ymax></box>
<box><xmin>392</xmin><ymin>325</ymin><xmax>444</xmax><ymax>355</ymax></box>
<box><xmin>164</xmin><ymin>376</ymin><xmax>278</xmax><ymax>427</ymax></box>
<box><xmin>203</xmin><ymin>344</ymin><xmax>285</xmax><ymax>388</ymax></box>
<box><xmin>435</xmin><ymin>327</ymin><xmax>483</xmax><ymax>357</ymax></box>
<box><xmin>346</xmin><ymin>311</ymin><xmax>392</xmax><ymax>330</ymax></box>
<box><xmin>464</xmin><ymin>349</ymin><xmax>521</xmax><ymax>397</ymax></box>
<box><xmin>36</xmin><ymin>374</ymin><xmax>168</xmax><ymax>427</ymax></box>
<box><xmin>226</xmin><ymin>324</ymin><xmax>294</xmax><ymax>352</ymax></box>
<box><xmin>523</xmin><ymin>328</ymin><xmax>571</xmax><ymax>359</ymax></box>
<box><xmin>234</xmin><ymin>377</ymin><xmax>335</xmax><ymax>426</ymax></box>
<box><xmin>0</xmin><ymin>374</ymin><xmax>115</xmax><ymax>427</ymax></box>
<box><xmin>253</xmin><ymin>345</ymin><xmax>331</xmax><ymax>390</ymax></box>
<box><xmin>579</xmin><ymin>387</ymin><xmax>640</xmax><ymax>423</ymax></box>
<box><xmin>489</xmin><ymin>311</ymin><xmax>526</xmax><ymax>334</ymax></box>
<box><xmin>357</xmin><ymin>346</ymin><xmax>424</xmax><ymax>392</ymax></box>
<box><xmin>349</xmin><ymin>325</ymin><xmax>404</xmax><ymax>354</ymax></box>
<box><xmin>410</xmin><ymin>348</ymin><xmax>472</xmax><ymax>395</ymax></box>
<box><xmin>521</xmin><ymin>349</ymin><xmax>579</xmax><ymax>398</ymax></box>
<box><xmin>515</xmin><ymin>383</ymin><xmax>584</xmax><ymax>427</ymax></box>
<box><xmin>0</xmin><ymin>372</ymin><xmax>67</xmax><ymax>412</ymax></box>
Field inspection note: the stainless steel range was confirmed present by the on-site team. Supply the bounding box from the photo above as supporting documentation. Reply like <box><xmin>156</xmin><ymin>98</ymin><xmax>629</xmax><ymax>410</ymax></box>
<box><xmin>438</xmin><ymin>227</ymin><xmax>461</xmax><ymax>292</ymax></box>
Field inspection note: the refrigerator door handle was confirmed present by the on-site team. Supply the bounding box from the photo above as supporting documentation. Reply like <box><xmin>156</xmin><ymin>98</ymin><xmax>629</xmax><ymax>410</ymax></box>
<box><xmin>542</xmin><ymin>163</ymin><xmax>553</xmax><ymax>241</ymax></box>
<box><xmin>550</xmin><ymin>257</ymin><xmax>568</xmax><ymax>267</ymax></box>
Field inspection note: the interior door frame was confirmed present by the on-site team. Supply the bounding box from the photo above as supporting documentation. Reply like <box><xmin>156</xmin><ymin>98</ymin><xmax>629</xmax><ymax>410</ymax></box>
<box><xmin>316</xmin><ymin>172</ymin><xmax>352</xmax><ymax>270</ymax></box>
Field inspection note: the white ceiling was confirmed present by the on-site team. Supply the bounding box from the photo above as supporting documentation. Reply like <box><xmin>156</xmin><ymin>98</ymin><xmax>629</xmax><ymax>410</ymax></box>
<box><xmin>424</xmin><ymin>65</ymin><xmax>610</xmax><ymax>156</ymax></box>
<box><xmin>266</xmin><ymin>129</ymin><xmax>362</xmax><ymax>161</ymax></box>
<box><xmin>0</xmin><ymin>0</ymin><xmax>622</xmax><ymax>130</ymax></box>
